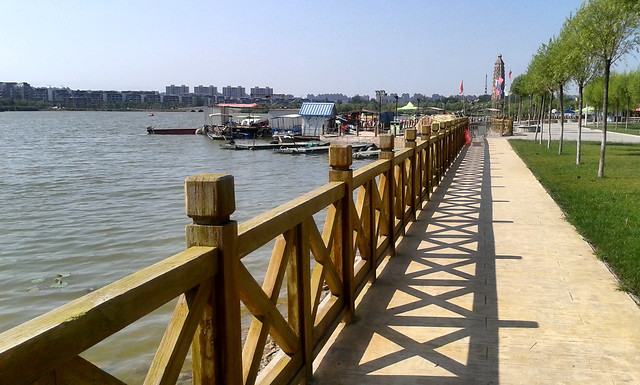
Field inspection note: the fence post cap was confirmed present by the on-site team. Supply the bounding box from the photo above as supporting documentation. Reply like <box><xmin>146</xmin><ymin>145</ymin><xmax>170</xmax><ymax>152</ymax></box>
<box><xmin>379</xmin><ymin>134</ymin><xmax>394</xmax><ymax>151</ymax></box>
<box><xmin>185</xmin><ymin>174</ymin><xmax>235</xmax><ymax>225</ymax></box>
<box><xmin>329</xmin><ymin>144</ymin><xmax>352</xmax><ymax>170</ymax></box>
<box><xmin>405</xmin><ymin>128</ymin><xmax>417</xmax><ymax>141</ymax></box>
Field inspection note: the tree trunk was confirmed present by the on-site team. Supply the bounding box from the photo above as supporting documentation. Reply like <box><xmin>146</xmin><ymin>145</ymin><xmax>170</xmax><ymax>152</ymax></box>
<box><xmin>577</xmin><ymin>83</ymin><xmax>584</xmax><ymax>165</ymax></box>
<box><xmin>559</xmin><ymin>85</ymin><xmax>564</xmax><ymax>154</ymax></box>
<box><xmin>536</xmin><ymin>94</ymin><xmax>545</xmax><ymax>143</ymax></box>
<box><xmin>598</xmin><ymin>59</ymin><xmax>611</xmax><ymax>178</ymax></box>
<box><xmin>548</xmin><ymin>92</ymin><xmax>553</xmax><ymax>149</ymax></box>
<box><xmin>625</xmin><ymin>100</ymin><xmax>629</xmax><ymax>131</ymax></box>
<box><xmin>518</xmin><ymin>98</ymin><xmax>522</xmax><ymax>124</ymax></box>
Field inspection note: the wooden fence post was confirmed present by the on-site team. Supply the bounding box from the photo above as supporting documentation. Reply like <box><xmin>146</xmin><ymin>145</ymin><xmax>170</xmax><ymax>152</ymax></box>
<box><xmin>431</xmin><ymin>122</ymin><xmax>441</xmax><ymax>184</ymax></box>
<box><xmin>447</xmin><ymin>122</ymin><xmax>452</xmax><ymax>165</ymax></box>
<box><xmin>185</xmin><ymin>174</ymin><xmax>242</xmax><ymax>385</ymax></box>
<box><xmin>329</xmin><ymin>145</ymin><xmax>355</xmax><ymax>323</ymax></box>
<box><xmin>404</xmin><ymin>128</ymin><xmax>417</xmax><ymax>221</ymax></box>
<box><xmin>378</xmin><ymin>135</ymin><xmax>395</xmax><ymax>257</ymax></box>
<box><xmin>420</xmin><ymin>124</ymin><xmax>430</xmax><ymax>201</ymax></box>
<box><xmin>287</xmin><ymin>219</ymin><xmax>312</xmax><ymax>382</ymax></box>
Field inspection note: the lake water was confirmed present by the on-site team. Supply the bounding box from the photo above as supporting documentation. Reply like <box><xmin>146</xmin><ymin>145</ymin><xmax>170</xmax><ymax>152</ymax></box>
<box><xmin>0</xmin><ymin>111</ymin><xmax>370</xmax><ymax>382</ymax></box>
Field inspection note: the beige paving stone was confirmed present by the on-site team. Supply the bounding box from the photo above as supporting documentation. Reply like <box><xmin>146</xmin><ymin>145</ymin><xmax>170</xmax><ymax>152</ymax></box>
<box><xmin>312</xmin><ymin>138</ymin><xmax>640</xmax><ymax>384</ymax></box>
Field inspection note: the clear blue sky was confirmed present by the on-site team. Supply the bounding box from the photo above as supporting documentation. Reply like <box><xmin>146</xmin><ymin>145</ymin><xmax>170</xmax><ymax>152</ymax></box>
<box><xmin>2</xmin><ymin>0</ymin><xmax>638</xmax><ymax>98</ymax></box>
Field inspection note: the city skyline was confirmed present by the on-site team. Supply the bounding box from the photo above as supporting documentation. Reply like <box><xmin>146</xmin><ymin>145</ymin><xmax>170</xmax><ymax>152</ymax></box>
<box><xmin>3</xmin><ymin>1</ymin><xmax>639</xmax><ymax>98</ymax></box>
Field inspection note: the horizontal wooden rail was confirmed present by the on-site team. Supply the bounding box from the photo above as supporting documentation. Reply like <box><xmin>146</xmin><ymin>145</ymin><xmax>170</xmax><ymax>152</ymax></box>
<box><xmin>237</xmin><ymin>182</ymin><xmax>345</xmax><ymax>259</ymax></box>
<box><xmin>0</xmin><ymin>246</ymin><xmax>217</xmax><ymax>384</ymax></box>
<box><xmin>352</xmin><ymin>159</ymin><xmax>389</xmax><ymax>189</ymax></box>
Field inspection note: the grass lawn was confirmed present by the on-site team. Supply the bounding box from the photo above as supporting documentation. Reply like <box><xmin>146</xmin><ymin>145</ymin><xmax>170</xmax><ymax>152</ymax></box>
<box><xmin>510</xmin><ymin>140</ymin><xmax>640</xmax><ymax>298</ymax></box>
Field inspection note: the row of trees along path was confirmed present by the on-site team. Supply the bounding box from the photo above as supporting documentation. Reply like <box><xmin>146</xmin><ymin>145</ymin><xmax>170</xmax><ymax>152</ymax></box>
<box><xmin>509</xmin><ymin>0</ymin><xmax>640</xmax><ymax>177</ymax></box>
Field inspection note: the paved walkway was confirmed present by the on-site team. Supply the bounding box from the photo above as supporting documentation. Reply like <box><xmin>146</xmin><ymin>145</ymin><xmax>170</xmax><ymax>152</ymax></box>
<box><xmin>313</xmin><ymin>137</ymin><xmax>640</xmax><ymax>384</ymax></box>
<box><xmin>512</xmin><ymin>120</ymin><xmax>640</xmax><ymax>144</ymax></box>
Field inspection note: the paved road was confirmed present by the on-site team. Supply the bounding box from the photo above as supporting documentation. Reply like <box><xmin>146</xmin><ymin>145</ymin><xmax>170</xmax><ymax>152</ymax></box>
<box><xmin>510</xmin><ymin>120</ymin><xmax>640</xmax><ymax>144</ymax></box>
<box><xmin>313</xmin><ymin>137</ymin><xmax>640</xmax><ymax>384</ymax></box>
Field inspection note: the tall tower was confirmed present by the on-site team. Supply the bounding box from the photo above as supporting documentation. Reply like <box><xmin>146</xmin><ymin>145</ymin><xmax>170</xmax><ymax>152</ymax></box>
<box><xmin>491</xmin><ymin>54</ymin><xmax>505</xmax><ymax>103</ymax></box>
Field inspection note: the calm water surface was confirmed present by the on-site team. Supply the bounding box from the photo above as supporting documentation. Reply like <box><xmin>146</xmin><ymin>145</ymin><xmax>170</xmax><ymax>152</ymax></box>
<box><xmin>0</xmin><ymin>111</ymin><xmax>369</xmax><ymax>381</ymax></box>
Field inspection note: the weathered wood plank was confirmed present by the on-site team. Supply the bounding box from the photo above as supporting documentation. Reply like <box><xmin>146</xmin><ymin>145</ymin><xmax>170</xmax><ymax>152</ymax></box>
<box><xmin>392</xmin><ymin>148</ymin><xmax>412</xmax><ymax>165</ymax></box>
<box><xmin>0</xmin><ymin>246</ymin><xmax>217</xmax><ymax>385</ymax></box>
<box><xmin>144</xmin><ymin>280</ymin><xmax>212</xmax><ymax>385</ymax></box>
<box><xmin>308</xmin><ymin>218</ymin><xmax>342</xmax><ymax>295</ymax></box>
<box><xmin>352</xmin><ymin>159</ymin><xmax>388</xmax><ymax>188</ymax></box>
<box><xmin>38</xmin><ymin>356</ymin><xmax>126</xmax><ymax>385</ymax></box>
<box><xmin>242</xmin><ymin>233</ymin><xmax>292</xmax><ymax>385</ymax></box>
<box><xmin>294</xmin><ymin>220</ymin><xmax>313</xmax><ymax>381</ymax></box>
<box><xmin>255</xmin><ymin>351</ymin><xmax>303</xmax><ymax>385</ymax></box>
<box><xmin>237</xmin><ymin>182</ymin><xmax>344</xmax><ymax>259</ymax></box>
<box><xmin>328</xmin><ymin>147</ymin><xmax>355</xmax><ymax>323</ymax></box>
<box><xmin>351</xmin><ymin>200</ymin><xmax>371</xmax><ymax>261</ymax></box>
<box><xmin>237</xmin><ymin>263</ymin><xmax>298</xmax><ymax>354</ymax></box>
<box><xmin>185</xmin><ymin>174</ymin><xmax>242</xmax><ymax>385</ymax></box>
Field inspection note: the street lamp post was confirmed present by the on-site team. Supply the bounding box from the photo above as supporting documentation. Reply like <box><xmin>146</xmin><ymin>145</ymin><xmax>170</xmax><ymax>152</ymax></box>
<box><xmin>375</xmin><ymin>90</ymin><xmax>386</xmax><ymax>137</ymax></box>
<box><xmin>394</xmin><ymin>95</ymin><xmax>398</xmax><ymax>120</ymax></box>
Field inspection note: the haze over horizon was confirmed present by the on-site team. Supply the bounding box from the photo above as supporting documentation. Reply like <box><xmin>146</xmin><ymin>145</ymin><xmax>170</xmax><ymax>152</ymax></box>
<box><xmin>3</xmin><ymin>0</ymin><xmax>639</xmax><ymax>98</ymax></box>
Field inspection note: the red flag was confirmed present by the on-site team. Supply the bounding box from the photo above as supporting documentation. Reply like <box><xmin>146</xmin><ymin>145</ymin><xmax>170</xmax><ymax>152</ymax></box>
<box><xmin>458</xmin><ymin>80</ymin><xmax>463</xmax><ymax>95</ymax></box>
<box><xmin>509</xmin><ymin>70</ymin><xmax>512</xmax><ymax>79</ymax></box>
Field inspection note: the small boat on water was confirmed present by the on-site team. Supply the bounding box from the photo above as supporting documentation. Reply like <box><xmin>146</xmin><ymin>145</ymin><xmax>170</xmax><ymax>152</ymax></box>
<box><xmin>273</xmin><ymin>141</ymin><xmax>330</xmax><ymax>154</ymax></box>
<box><xmin>147</xmin><ymin>126</ymin><xmax>201</xmax><ymax>135</ymax></box>
<box><xmin>274</xmin><ymin>142</ymin><xmax>374</xmax><ymax>155</ymax></box>
<box><xmin>220</xmin><ymin>138</ymin><xmax>321</xmax><ymax>151</ymax></box>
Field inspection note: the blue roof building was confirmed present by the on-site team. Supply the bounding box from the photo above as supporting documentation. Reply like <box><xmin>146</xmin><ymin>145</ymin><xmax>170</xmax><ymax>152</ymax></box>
<box><xmin>298</xmin><ymin>102</ymin><xmax>336</xmax><ymax>137</ymax></box>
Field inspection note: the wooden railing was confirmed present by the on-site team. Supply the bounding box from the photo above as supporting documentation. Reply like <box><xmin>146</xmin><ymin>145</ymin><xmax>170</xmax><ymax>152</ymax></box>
<box><xmin>490</xmin><ymin>116</ymin><xmax>514</xmax><ymax>136</ymax></box>
<box><xmin>0</xmin><ymin>118</ymin><xmax>468</xmax><ymax>385</ymax></box>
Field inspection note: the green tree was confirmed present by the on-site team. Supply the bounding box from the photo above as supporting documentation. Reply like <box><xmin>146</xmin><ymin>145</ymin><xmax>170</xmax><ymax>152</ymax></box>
<box><xmin>529</xmin><ymin>41</ymin><xmax>557</xmax><ymax>148</ymax></box>
<box><xmin>562</xmin><ymin>6</ymin><xmax>601</xmax><ymax>164</ymax></box>
<box><xmin>510</xmin><ymin>74</ymin><xmax>528</xmax><ymax>122</ymax></box>
<box><xmin>547</xmin><ymin>35</ymin><xmax>573</xmax><ymax>154</ymax></box>
<box><xmin>579</xmin><ymin>0</ymin><xmax>640</xmax><ymax>177</ymax></box>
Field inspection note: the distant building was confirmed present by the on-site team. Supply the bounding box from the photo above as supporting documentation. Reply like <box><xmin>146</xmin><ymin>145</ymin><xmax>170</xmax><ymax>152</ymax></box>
<box><xmin>0</xmin><ymin>82</ymin><xmax>32</xmax><ymax>99</ymax></box>
<box><xmin>162</xmin><ymin>95</ymin><xmax>180</xmax><ymax>104</ymax></box>
<box><xmin>250</xmin><ymin>86</ymin><xmax>273</xmax><ymax>98</ymax></box>
<box><xmin>50</xmin><ymin>88</ymin><xmax>72</xmax><ymax>101</ymax></box>
<box><xmin>222</xmin><ymin>86</ymin><xmax>246</xmax><ymax>100</ymax></box>
<box><xmin>307</xmin><ymin>93</ymin><xmax>349</xmax><ymax>103</ymax></box>
<box><xmin>123</xmin><ymin>91</ymin><xmax>142</xmax><ymax>103</ymax></box>
<box><xmin>194</xmin><ymin>85</ymin><xmax>218</xmax><ymax>96</ymax></box>
<box><xmin>299</xmin><ymin>102</ymin><xmax>336</xmax><ymax>136</ymax></box>
<box><xmin>166</xmin><ymin>84</ymin><xmax>189</xmax><ymax>95</ymax></box>
<box><xmin>0</xmin><ymin>82</ymin><xmax>18</xmax><ymax>99</ymax></box>
<box><xmin>104</xmin><ymin>91</ymin><xmax>123</xmax><ymax>103</ymax></box>
<box><xmin>142</xmin><ymin>92</ymin><xmax>161</xmax><ymax>103</ymax></box>
<box><xmin>31</xmin><ymin>87</ymin><xmax>49</xmax><ymax>101</ymax></box>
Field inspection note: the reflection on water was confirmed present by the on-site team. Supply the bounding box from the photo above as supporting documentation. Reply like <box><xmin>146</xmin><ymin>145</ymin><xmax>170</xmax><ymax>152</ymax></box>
<box><xmin>0</xmin><ymin>111</ymin><xmax>370</xmax><ymax>382</ymax></box>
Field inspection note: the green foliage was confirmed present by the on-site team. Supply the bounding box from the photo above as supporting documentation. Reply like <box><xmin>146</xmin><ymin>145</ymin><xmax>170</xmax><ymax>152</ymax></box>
<box><xmin>584</xmin><ymin>76</ymin><xmax>605</xmax><ymax>109</ymax></box>
<box><xmin>561</xmin><ymin>5</ymin><xmax>602</xmax><ymax>88</ymax></box>
<box><xmin>0</xmin><ymin>99</ymin><xmax>47</xmax><ymax>111</ymax></box>
<box><xmin>510</xmin><ymin>139</ymin><xmax>640</xmax><ymax>296</ymax></box>
<box><xmin>580</xmin><ymin>0</ymin><xmax>640</xmax><ymax>65</ymax></box>
<box><xmin>509</xmin><ymin>74</ymin><xmax>528</xmax><ymax>98</ymax></box>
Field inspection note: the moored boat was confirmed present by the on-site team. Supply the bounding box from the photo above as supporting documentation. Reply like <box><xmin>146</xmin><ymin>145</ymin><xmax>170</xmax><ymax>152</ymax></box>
<box><xmin>147</xmin><ymin>126</ymin><xmax>198</xmax><ymax>135</ymax></box>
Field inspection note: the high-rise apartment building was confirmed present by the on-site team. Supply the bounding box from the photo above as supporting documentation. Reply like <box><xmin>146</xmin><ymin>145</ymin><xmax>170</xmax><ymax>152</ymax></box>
<box><xmin>222</xmin><ymin>86</ymin><xmax>246</xmax><ymax>99</ymax></box>
<box><xmin>166</xmin><ymin>84</ymin><xmax>190</xmax><ymax>95</ymax></box>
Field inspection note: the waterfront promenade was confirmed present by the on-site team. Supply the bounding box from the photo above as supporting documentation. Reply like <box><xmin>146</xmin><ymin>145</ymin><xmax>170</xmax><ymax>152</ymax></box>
<box><xmin>511</xmin><ymin>120</ymin><xmax>640</xmax><ymax>144</ymax></box>
<box><xmin>313</xmin><ymin>137</ymin><xmax>640</xmax><ymax>384</ymax></box>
